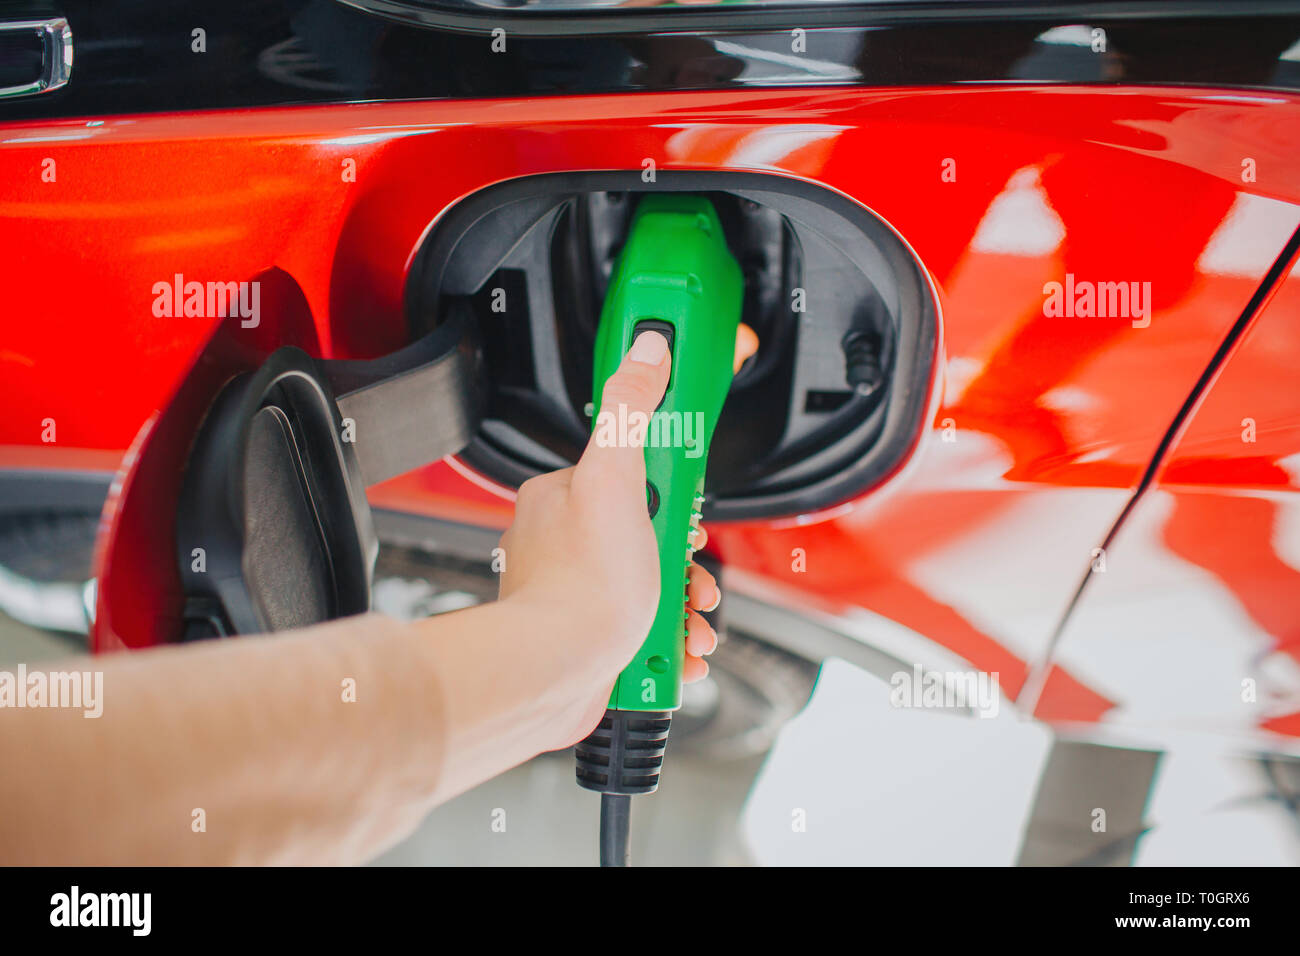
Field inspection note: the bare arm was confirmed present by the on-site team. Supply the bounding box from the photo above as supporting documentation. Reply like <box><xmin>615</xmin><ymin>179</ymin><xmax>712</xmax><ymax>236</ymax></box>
<box><xmin>0</xmin><ymin>330</ymin><xmax>722</xmax><ymax>865</ymax></box>
<box><xmin>0</xmin><ymin>599</ymin><xmax>630</xmax><ymax>866</ymax></box>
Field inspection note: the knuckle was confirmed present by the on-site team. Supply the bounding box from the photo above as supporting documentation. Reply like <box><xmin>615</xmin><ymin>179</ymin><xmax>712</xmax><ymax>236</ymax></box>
<box><xmin>515</xmin><ymin>475</ymin><xmax>546</xmax><ymax>504</ymax></box>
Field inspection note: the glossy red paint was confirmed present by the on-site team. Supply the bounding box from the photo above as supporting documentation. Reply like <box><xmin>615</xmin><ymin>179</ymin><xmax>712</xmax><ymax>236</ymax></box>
<box><xmin>2</xmin><ymin>86</ymin><xmax>1298</xmax><ymax>746</ymax></box>
<box><xmin>1047</xmin><ymin>246</ymin><xmax>1300</xmax><ymax>749</ymax></box>
<box><xmin>92</xmin><ymin>272</ymin><xmax>324</xmax><ymax>652</ymax></box>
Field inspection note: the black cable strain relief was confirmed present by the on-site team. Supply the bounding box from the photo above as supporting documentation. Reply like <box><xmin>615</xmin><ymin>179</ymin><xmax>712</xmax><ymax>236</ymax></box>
<box><xmin>575</xmin><ymin>708</ymin><xmax>672</xmax><ymax>795</ymax></box>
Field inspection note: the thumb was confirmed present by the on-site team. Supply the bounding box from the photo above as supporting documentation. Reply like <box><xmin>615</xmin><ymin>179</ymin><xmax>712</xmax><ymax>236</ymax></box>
<box><xmin>576</xmin><ymin>330</ymin><xmax>671</xmax><ymax>490</ymax></box>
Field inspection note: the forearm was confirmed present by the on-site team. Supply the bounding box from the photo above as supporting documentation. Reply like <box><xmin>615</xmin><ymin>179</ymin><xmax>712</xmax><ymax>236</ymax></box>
<box><xmin>0</xmin><ymin>591</ymin><xmax>623</xmax><ymax>866</ymax></box>
<box><xmin>415</xmin><ymin>594</ymin><xmax>621</xmax><ymax>802</ymax></box>
<box><xmin>0</xmin><ymin>612</ymin><xmax>451</xmax><ymax>865</ymax></box>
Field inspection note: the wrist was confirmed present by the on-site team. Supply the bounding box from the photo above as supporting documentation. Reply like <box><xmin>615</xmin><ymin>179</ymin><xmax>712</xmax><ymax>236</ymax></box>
<box><xmin>412</xmin><ymin>597</ymin><xmax>619</xmax><ymax>797</ymax></box>
<box><xmin>498</xmin><ymin>588</ymin><xmax>641</xmax><ymax>679</ymax></box>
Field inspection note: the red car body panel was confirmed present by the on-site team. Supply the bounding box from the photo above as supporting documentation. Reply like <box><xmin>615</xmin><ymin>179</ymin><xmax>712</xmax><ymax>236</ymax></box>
<box><xmin>2</xmin><ymin>86</ymin><xmax>1299</xmax><ymax>745</ymax></box>
<box><xmin>1050</xmin><ymin>247</ymin><xmax>1300</xmax><ymax>743</ymax></box>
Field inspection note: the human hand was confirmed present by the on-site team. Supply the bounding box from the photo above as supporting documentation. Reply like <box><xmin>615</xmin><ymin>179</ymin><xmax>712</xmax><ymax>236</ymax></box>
<box><xmin>496</xmin><ymin>329</ymin><xmax>735</xmax><ymax>747</ymax></box>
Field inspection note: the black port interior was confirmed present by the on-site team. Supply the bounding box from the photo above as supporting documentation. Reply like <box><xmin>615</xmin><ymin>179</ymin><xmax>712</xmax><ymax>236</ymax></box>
<box><xmin>406</xmin><ymin>171</ymin><xmax>936</xmax><ymax>520</ymax></box>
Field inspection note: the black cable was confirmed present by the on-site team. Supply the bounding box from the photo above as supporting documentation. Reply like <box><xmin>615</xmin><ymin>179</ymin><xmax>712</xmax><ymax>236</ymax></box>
<box><xmin>599</xmin><ymin>794</ymin><xmax>632</xmax><ymax>867</ymax></box>
<box><xmin>576</xmin><ymin>709</ymin><xmax>672</xmax><ymax>866</ymax></box>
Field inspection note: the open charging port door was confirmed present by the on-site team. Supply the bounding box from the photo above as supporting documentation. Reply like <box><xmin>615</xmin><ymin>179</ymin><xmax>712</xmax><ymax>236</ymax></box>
<box><xmin>93</xmin><ymin>303</ymin><xmax>485</xmax><ymax>649</ymax></box>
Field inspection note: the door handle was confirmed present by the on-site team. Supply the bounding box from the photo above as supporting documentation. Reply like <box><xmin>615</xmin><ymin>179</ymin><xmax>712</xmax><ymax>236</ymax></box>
<box><xmin>0</xmin><ymin>16</ymin><xmax>72</xmax><ymax>100</ymax></box>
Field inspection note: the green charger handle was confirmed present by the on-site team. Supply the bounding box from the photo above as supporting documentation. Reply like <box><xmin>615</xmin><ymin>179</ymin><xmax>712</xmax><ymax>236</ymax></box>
<box><xmin>575</xmin><ymin>194</ymin><xmax>743</xmax><ymax>800</ymax></box>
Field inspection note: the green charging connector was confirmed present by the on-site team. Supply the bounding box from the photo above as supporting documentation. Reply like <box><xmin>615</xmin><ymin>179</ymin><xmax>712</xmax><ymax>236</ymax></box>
<box><xmin>591</xmin><ymin>194</ymin><xmax>743</xmax><ymax>712</ymax></box>
<box><xmin>576</xmin><ymin>194</ymin><xmax>742</xmax><ymax>863</ymax></box>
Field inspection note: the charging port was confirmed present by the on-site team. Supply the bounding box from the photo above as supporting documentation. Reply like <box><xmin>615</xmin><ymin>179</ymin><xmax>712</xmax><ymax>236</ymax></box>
<box><xmin>406</xmin><ymin>171</ymin><xmax>937</xmax><ymax>520</ymax></box>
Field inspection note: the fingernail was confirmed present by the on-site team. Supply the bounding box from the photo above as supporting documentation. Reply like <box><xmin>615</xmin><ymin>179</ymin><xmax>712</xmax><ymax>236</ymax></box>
<box><xmin>628</xmin><ymin>331</ymin><xmax>669</xmax><ymax>365</ymax></box>
<box><xmin>705</xmin><ymin>587</ymin><xmax>721</xmax><ymax>613</ymax></box>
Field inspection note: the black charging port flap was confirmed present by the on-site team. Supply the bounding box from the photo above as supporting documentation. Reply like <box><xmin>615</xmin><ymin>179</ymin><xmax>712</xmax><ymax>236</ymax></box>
<box><xmin>175</xmin><ymin>312</ymin><xmax>485</xmax><ymax>640</ymax></box>
<box><xmin>176</xmin><ymin>348</ymin><xmax>376</xmax><ymax>638</ymax></box>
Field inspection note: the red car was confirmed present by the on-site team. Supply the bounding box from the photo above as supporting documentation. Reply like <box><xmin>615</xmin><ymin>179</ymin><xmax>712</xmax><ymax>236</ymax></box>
<box><xmin>3</xmin><ymin>0</ymin><xmax>1300</xmax><ymax>867</ymax></box>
